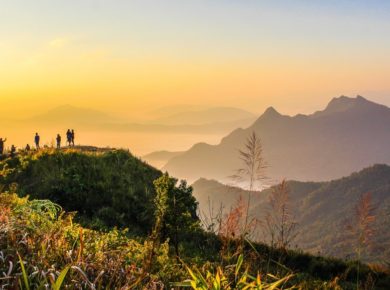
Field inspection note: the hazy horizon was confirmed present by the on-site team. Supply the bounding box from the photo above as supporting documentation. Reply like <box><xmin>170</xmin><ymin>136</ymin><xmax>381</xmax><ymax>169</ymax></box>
<box><xmin>2</xmin><ymin>1</ymin><xmax>390</xmax><ymax>118</ymax></box>
<box><xmin>2</xmin><ymin>1</ymin><xmax>390</xmax><ymax>157</ymax></box>
<box><xmin>0</xmin><ymin>94</ymin><xmax>388</xmax><ymax>158</ymax></box>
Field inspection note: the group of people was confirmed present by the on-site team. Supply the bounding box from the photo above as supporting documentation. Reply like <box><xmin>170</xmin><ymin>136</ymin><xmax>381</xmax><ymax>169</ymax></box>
<box><xmin>56</xmin><ymin>129</ymin><xmax>75</xmax><ymax>149</ymax></box>
<box><xmin>0</xmin><ymin>138</ymin><xmax>16</xmax><ymax>158</ymax></box>
<box><xmin>0</xmin><ymin>129</ymin><xmax>76</xmax><ymax>158</ymax></box>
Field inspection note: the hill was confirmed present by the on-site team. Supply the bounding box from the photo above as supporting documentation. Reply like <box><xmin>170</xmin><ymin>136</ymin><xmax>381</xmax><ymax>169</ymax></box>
<box><xmin>1</xmin><ymin>149</ymin><xmax>390</xmax><ymax>288</ymax></box>
<box><xmin>192</xmin><ymin>164</ymin><xmax>390</xmax><ymax>262</ymax></box>
<box><xmin>0</xmin><ymin>148</ymin><xmax>199</xmax><ymax>236</ymax></box>
<box><xmin>164</xmin><ymin>96</ymin><xmax>390</xmax><ymax>183</ymax></box>
<box><xmin>27</xmin><ymin>105</ymin><xmax>120</xmax><ymax>126</ymax></box>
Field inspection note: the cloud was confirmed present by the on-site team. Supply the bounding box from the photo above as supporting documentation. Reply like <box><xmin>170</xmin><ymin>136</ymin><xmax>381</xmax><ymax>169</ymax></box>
<box><xmin>49</xmin><ymin>37</ymin><xmax>70</xmax><ymax>48</ymax></box>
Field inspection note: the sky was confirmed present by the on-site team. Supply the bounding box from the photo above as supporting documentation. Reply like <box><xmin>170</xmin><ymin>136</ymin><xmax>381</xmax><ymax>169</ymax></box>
<box><xmin>1</xmin><ymin>0</ymin><xmax>390</xmax><ymax>119</ymax></box>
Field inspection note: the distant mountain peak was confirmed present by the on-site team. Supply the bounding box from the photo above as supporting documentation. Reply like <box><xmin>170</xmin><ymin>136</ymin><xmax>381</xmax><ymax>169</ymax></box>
<box><xmin>262</xmin><ymin>106</ymin><xmax>282</xmax><ymax>118</ymax></box>
<box><xmin>356</xmin><ymin>95</ymin><xmax>366</xmax><ymax>100</ymax></box>
<box><xmin>325</xmin><ymin>95</ymin><xmax>367</xmax><ymax>112</ymax></box>
<box><xmin>310</xmin><ymin>95</ymin><xmax>384</xmax><ymax>118</ymax></box>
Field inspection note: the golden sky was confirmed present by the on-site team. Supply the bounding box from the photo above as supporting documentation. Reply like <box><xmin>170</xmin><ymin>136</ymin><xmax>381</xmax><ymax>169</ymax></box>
<box><xmin>1</xmin><ymin>1</ymin><xmax>390</xmax><ymax>119</ymax></box>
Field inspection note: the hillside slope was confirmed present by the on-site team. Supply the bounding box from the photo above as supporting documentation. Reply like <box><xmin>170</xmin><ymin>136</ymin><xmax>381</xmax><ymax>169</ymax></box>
<box><xmin>193</xmin><ymin>164</ymin><xmax>390</xmax><ymax>262</ymax></box>
<box><xmin>0</xmin><ymin>149</ymin><xmax>162</xmax><ymax>234</ymax></box>
<box><xmin>165</xmin><ymin>96</ymin><xmax>390</xmax><ymax>183</ymax></box>
<box><xmin>1</xmin><ymin>150</ymin><xmax>390</xmax><ymax>288</ymax></box>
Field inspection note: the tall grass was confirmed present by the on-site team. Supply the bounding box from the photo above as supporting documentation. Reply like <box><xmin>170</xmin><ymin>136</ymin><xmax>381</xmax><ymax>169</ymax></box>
<box><xmin>0</xmin><ymin>193</ymin><xmax>176</xmax><ymax>289</ymax></box>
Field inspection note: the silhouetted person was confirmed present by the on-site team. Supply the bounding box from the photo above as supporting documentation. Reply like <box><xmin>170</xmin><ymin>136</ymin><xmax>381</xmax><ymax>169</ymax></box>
<box><xmin>71</xmin><ymin>129</ymin><xmax>75</xmax><ymax>146</ymax></box>
<box><xmin>66</xmin><ymin>129</ymin><xmax>72</xmax><ymax>147</ymax></box>
<box><xmin>25</xmin><ymin>144</ymin><xmax>31</xmax><ymax>151</ymax></box>
<box><xmin>0</xmin><ymin>138</ymin><xmax>7</xmax><ymax>157</ymax></box>
<box><xmin>10</xmin><ymin>145</ymin><xmax>16</xmax><ymax>158</ymax></box>
<box><xmin>56</xmin><ymin>134</ymin><xmax>61</xmax><ymax>149</ymax></box>
<box><xmin>35</xmin><ymin>133</ymin><xmax>40</xmax><ymax>149</ymax></box>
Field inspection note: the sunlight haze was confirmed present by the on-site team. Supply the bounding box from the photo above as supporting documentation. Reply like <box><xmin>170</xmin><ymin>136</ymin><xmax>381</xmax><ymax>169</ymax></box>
<box><xmin>1</xmin><ymin>0</ymin><xmax>390</xmax><ymax>154</ymax></box>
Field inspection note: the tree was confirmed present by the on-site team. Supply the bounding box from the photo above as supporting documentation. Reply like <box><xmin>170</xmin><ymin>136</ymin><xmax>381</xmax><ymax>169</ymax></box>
<box><xmin>163</xmin><ymin>179</ymin><xmax>200</xmax><ymax>257</ymax></box>
<box><xmin>150</xmin><ymin>173</ymin><xmax>200</xmax><ymax>258</ymax></box>
<box><xmin>143</xmin><ymin>173</ymin><xmax>172</xmax><ymax>274</ymax></box>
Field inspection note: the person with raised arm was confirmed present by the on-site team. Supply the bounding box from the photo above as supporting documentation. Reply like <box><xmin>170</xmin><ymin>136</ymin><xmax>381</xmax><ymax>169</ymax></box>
<box><xmin>0</xmin><ymin>137</ymin><xmax>7</xmax><ymax>157</ymax></box>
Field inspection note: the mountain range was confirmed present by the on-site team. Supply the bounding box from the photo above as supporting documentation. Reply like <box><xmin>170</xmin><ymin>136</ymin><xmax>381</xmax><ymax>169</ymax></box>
<box><xmin>163</xmin><ymin>96</ymin><xmax>390</xmax><ymax>183</ymax></box>
<box><xmin>24</xmin><ymin>105</ymin><xmax>256</xmax><ymax>134</ymax></box>
<box><xmin>27</xmin><ymin>105</ymin><xmax>120</xmax><ymax>126</ymax></box>
<box><xmin>150</xmin><ymin>107</ymin><xmax>255</xmax><ymax>126</ymax></box>
<box><xmin>192</xmin><ymin>164</ymin><xmax>390</xmax><ymax>262</ymax></box>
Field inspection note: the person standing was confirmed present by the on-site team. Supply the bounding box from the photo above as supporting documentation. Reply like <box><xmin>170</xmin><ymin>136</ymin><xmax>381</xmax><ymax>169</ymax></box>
<box><xmin>0</xmin><ymin>137</ymin><xmax>7</xmax><ymax>157</ymax></box>
<box><xmin>71</xmin><ymin>129</ymin><xmax>75</xmax><ymax>147</ymax></box>
<box><xmin>35</xmin><ymin>133</ymin><xmax>40</xmax><ymax>149</ymax></box>
<box><xmin>10</xmin><ymin>145</ymin><xmax>16</xmax><ymax>158</ymax></box>
<box><xmin>56</xmin><ymin>134</ymin><xmax>61</xmax><ymax>149</ymax></box>
<box><xmin>66</xmin><ymin>129</ymin><xmax>72</xmax><ymax>147</ymax></box>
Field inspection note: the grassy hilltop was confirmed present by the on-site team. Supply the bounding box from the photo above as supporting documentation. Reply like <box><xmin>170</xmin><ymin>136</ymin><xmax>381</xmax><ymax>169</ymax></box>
<box><xmin>1</xmin><ymin>148</ymin><xmax>162</xmax><ymax>234</ymax></box>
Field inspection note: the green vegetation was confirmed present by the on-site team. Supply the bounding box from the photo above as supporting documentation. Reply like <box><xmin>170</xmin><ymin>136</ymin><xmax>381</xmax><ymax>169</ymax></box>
<box><xmin>0</xmin><ymin>149</ymin><xmax>389</xmax><ymax>289</ymax></box>
<box><xmin>0</xmin><ymin>193</ymin><xmax>179</xmax><ymax>288</ymax></box>
<box><xmin>0</xmin><ymin>148</ymin><xmax>199</xmax><ymax>239</ymax></box>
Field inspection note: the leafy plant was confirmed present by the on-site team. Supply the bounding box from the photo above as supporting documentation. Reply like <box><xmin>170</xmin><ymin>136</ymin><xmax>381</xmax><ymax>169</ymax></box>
<box><xmin>175</xmin><ymin>254</ymin><xmax>295</xmax><ymax>289</ymax></box>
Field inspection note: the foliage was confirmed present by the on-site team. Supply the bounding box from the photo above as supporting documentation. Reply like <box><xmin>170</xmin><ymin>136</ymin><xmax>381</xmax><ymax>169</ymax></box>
<box><xmin>346</xmin><ymin>192</ymin><xmax>376</xmax><ymax>260</ymax></box>
<box><xmin>194</xmin><ymin>164</ymin><xmax>390</xmax><ymax>263</ymax></box>
<box><xmin>345</xmin><ymin>192</ymin><xmax>376</xmax><ymax>290</ymax></box>
<box><xmin>176</xmin><ymin>254</ymin><xmax>295</xmax><ymax>290</ymax></box>
<box><xmin>1</xmin><ymin>190</ymin><xmax>389</xmax><ymax>289</ymax></box>
<box><xmin>0</xmin><ymin>193</ymin><xmax>181</xmax><ymax>289</ymax></box>
<box><xmin>0</xmin><ymin>149</ymin><xmax>200</xmax><ymax>240</ymax></box>
<box><xmin>265</xmin><ymin>180</ymin><xmax>298</xmax><ymax>250</ymax></box>
<box><xmin>163</xmin><ymin>179</ymin><xmax>201</xmax><ymax>256</ymax></box>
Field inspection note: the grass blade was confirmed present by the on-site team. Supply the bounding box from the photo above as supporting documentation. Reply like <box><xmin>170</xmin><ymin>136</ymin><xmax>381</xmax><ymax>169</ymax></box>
<box><xmin>17</xmin><ymin>253</ymin><xmax>30</xmax><ymax>290</ymax></box>
<box><xmin>52</xmin><ymin>265</ymin><xmax>71</xmax><ymax>290</ymax></box>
